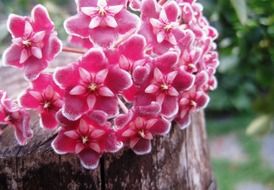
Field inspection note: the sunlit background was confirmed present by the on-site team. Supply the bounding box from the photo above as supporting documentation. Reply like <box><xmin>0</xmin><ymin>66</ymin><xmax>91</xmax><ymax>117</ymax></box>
<box><xmin>0</xmin><ymin>0</ymin><xmax>273</xmax><ymax>189</ymax></box>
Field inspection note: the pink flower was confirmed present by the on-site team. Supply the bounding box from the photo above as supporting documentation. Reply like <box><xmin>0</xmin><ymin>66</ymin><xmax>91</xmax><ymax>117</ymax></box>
<box><xmin>0</xmin><ymin>91</ymin><xmax>33</xmax><ymax>145</ymax></box>
<box><xmin>52</xmin><ymin>110</ymin><xmax>121</xmax><ymax>169</ymax></box>
<box><xmin>19</xmin><ymin>74</ymin><xmax>63</xmax><ymax>129</ymax></box>
<box><xmin>123</xmin><ymin>51</ymin><xmax>194</xmax><ymax>119</ymax></box>
<box><xmin>54</xmin><ymin>48</ymin><xmax>132</xmax><ymax>120</ymax></box>
<box><xmin>2</xmin><ymin>5</ymin><xmax>62</xmax><ymax>80</ymax></box>
<box><xmin>139</xmin><ymin>0</ymin><xmax>184</xmax><ymax>54</ymax></box>
<box><xmin>176</xmin><ymin>71</ymin><xmax>210</xmax><ymax>129</ymax></box>
<box><xmin>115</xmin><ymin>103</ymin><xmax>170</xmax><ymax>155</ymax></box>
<box><xmin>65</xmin><ymin>0</ymin><xmax>139</xmax><ymax>47</ymax></box>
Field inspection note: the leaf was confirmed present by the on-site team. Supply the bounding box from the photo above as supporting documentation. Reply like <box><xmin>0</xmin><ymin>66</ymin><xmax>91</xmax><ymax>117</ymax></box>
<box><xmin>230</xmin><ymin>0</ymin><xmax>248</xmax><ymax>25</ymax></box>
<box><xmin>246</xmin><ymin>115</ymin><xmax>273</xmax><ymax>136</ymax></box>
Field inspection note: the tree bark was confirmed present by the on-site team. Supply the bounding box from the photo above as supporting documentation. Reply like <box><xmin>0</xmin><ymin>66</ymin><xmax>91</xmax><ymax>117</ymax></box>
<box><xmin>0</xmin><ymin>59</ymin><xmax>216</xmax><ymax>190</ymax></box>
<box><xmin>0</xmin><ymin>112</ymin><xmax>215</xmax><ymax>190</ymax></box>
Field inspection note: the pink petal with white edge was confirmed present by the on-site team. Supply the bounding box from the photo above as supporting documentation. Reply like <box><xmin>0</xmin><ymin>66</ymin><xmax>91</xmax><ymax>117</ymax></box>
<box><xmin>31</xmin><ymin>4</ymin><xmax>54</xmax><ymax>31</ymax></box>
<box><xmin>89</xmin><ymin>27</ymin><xmax>118</xmax><ymax>47</ymax></box>
<box><xmin>176</xmin><ymin>112</ymin><xmax>191</xmax><ymax>129</ymax></box>
<box><xmin>135</xmin><ymin>102</ymin><xmax>161</xmax><ymax>116</ymax></box>
<box><xmin>20</xmin><ymin>91</ymin><xmax>40</xmax><ymax>109</ymax></box>
<box><xmin>54</xmin><ymin>64</ymin><xmax>80</xmax><ymax>89</ymax></box>
<box><xmin>64</xmin><ymin>14</ymin><xmax>90</xmax><ymax>38</ymax></box>
<box><xmin>40</xmin><ymin>111</ymin><xmax>58</xmax><ymax>129</ymax></box>
<box><xmin>116</xmin><ymin>10</ymin><xmax>139</xmax><ymax>34</ymax></box>
<box><xmin>23</xmin><ymin>58</ymin><xmax>48</xmax><ymax>80</ymax></box>
<box><xmin>118</xmin><ymin>35</ymin><xmax>145</xmax><ymax>61</ymax></box>
<box><xmin>141</xmin><ymin>0</ymin><xmax>159</xmax><ymax>20</ymax></box>
<box><xmin>78</xmin><ymin>149</ymin><xmax>101</xmax><ymax>169</ymax></box>
<box><xmin>14</xmin><ymin>111</ymin><xmax>33</xmax><ymax>145</ymax></box>
<box><xmin>51</xmin><ymin>131</ymin><xmax>77</xmax><ymax>154</ymax></box>
<box><xmin>94</xmin><ymin>96</ymin><xmax>118</xmax><ymax>116</ymax></box>
<box><xmin>2</xmin><ymin>45</ymin><xmax>23</xmax><ymax>68</ymax></box>
<box><xmin>114</xmin><ymin>111</ymin><xmax>133</xmax><ymax>128</ymax></box>
<box><xmin>154</xmin><ymin>52</ymin><xmax>178</xmax><ymax>73</ymax></box>
<box><xmin>80</xmin><ymin>49</ymin><xmax>106</xmax><ymax>72</ymax></box>
<box><xmin>7</xmin><ymin>14</ymin><xmax>26</xmax><ymax>38</ymax></box>
<box><xmin>150</xmin><ymin>118</ymin><xmax>170</xmax><ymax>135</ymax></box>
<box><xmin>161</xmin><ymin>95</ymin><xmax>179</xmax><ymax>119</ymax></box>
<box><xmin>132</xmin><ymin>138</ymin><xmax>152</xmax><ymax>155</ymax></box>
<box><xmin>163</xmin><ymin>1</ymin><xmax>181</xmax><ymax>22</ymax></box>
<box><xmin>105</xmin><ymin>67</ymin><xmax>132</xmax><ymax>93</ymax></box>
<box><xmin>43</xmin><ymin>35</ymin><xmax>62</xmax><ymax>61</ymax></box>
<box><xmin>86</xmin><ymin>110</ymin><xmax>108</xmax><ymax>124</ymax></box>
<box><xmin>173</xmin><ymin>69</ymin><xmax>195</xmax><ymax>91</ymax></box>
<box><xmin>132</xmin><ymin>66</ymin><xmax>150</xmax><ymax>85</ymax></box>
<box><xmin>196</xmin><ymin>92</ymin><xmax>210</xmax><ymax>110</ymax></box>
<box><xmin>63</xmin><ymin>94</ymin><xmax>89</xmax><ymax>121</ymax></box>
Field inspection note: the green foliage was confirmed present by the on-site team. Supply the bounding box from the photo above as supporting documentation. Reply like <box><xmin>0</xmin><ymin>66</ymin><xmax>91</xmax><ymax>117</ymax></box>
<box><xmin>201</xmin><ymin>0</ymin><xmax>274</xmax><ymax>114</ymax></box>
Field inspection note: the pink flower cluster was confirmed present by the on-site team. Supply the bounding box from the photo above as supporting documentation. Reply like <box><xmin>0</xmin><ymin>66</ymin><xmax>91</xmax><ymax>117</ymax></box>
<box><xmin>0</xmin><ymin>0</ymin><xmax>219</xmax><ymax>169</ymax></box>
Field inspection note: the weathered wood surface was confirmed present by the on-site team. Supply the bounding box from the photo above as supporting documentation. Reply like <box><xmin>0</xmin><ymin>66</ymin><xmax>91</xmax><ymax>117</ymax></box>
<box><xmin>0</xmin><ymin>54</ymin><xmax>216</xmax><ymax>190</ymax></box>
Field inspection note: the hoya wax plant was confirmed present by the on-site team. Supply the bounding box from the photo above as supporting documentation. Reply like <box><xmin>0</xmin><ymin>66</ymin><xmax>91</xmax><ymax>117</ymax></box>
<box><xmin>0</xmin><ymin>0</ymin><xmax>219</xmax><ymax>169</ymax></box>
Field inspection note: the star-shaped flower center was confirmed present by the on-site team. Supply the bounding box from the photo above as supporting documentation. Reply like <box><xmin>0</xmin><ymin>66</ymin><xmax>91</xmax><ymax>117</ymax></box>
<box><xmin>82</xmin><ymin>136</ymin><xmax>89</xmax><ymax>144</ymax></box>
<box><xmin>88</xmin><ymin>83</ymin><xmax>97</xmax><ymax>92</ymax></box>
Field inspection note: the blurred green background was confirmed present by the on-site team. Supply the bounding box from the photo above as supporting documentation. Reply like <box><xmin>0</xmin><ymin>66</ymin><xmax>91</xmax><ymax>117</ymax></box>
<box><xmin>0</xmin><ymin>0</ymin><xmax>273</xmax><ymax>189</ymax></box>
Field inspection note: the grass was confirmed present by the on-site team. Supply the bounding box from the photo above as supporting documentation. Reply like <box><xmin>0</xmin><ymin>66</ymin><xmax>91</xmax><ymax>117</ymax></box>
<box><xmin>206</xmin><ymin>113</ymin><xmax>274</xmax><ymax>190</ymax></box>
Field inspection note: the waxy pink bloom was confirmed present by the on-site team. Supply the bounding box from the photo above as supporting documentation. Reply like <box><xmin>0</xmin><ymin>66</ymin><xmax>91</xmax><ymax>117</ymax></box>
<box><xmin>20</xmin><ymin>74</ymin><xmax>63</xmax><ymax>129</ymax></box>
<box><xmin>115</xmin><ymin>103</ymin><xmax>170</xmax><ymax>155</ymax></box>
<box><xmin>139</xmin><ymin>0</ymin><xmax>185</xmax><ymax>54</ymax></box>
<box><xmin>65</xmin><ymin>0</ymin><xmax>139</xmax><ymax>47</ymax></box>
<box><xmin>0</xmin><ymin>91</ymin><xmax>33</xmax><ymax>145</ymax></box>
<box><xmin>52</xmin><ymin>110</ymin><xmax>121</xmax><ymax>169</ymax></box>
<box><xmin>2</xmin><ymin>5</ymin><xmax>62</xmax><ymax>80</ymax></box>
<box><xmin>54</xmin><ymin>48</ymin><xmax>132</xmax><ymax>120</ymax></box>
<box><xmin>176</xmin><ymin>71</ymin><xmax>210</xmax><ymax>129</ymax></box>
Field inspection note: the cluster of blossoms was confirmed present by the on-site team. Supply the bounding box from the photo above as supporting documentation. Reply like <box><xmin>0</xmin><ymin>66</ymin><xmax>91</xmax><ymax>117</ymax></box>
<box><xmin>0</xmin><ymin>0</ymin><xmax>219</xmax><ymax>169</ymax></box>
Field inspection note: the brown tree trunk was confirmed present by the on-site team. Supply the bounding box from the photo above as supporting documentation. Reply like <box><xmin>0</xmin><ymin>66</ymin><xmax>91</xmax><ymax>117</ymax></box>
<box><xmin>0</xmin><ymin>61</ymin><xmax>216</xmax><ymax>190</ymax></box>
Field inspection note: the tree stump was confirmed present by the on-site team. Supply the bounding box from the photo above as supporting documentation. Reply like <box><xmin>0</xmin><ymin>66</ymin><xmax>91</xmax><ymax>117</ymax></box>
<box><xmin>0</xmin><ymin>58</ymin><xmax>216</xmax><ymax>190</ymax></box>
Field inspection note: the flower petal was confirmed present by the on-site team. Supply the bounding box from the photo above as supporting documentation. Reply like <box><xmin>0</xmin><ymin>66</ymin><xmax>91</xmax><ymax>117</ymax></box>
<box><xmin>161</xmin><ymin>95</ymin><xmax>179</xmax><ymax>118</ymax></box>
<box><xmin>98</xmin><ymin>87</ymin><xmax>114</xmax><ymax>97</ymax></box>
<box><xmin>2</xmin><ymin>44</ymin><xmax>22</xmax><ymax>68</ymax></box>
<box><xmin>19</xmin><ymin>91</ymin><xmax>40</xmax><ymax>109</ymax></box>
<box><xmin>104</xmin><ymin>15</ymin><xmax>118</xmax><ymax>28</ymax></box>
<box><xmin>64</xmin><ymin>13</ymin><xmax>90</xmax><ymax>38</ymax></box>
<box><xmin>51</xmin><ymin>130</ymin><xmax>77</xmax><ymax>154</ymax></box>
<box><xmin>31</xmin><ymin>4</ymin><xmax>54</xmax><ymax>31</ymax></box>
<box><xmin>70</xmin><ymin>85</ymin><xmax>86</xmax><ymax>95</ymax></box>
<box><xmin>40</xmin><ymin>111</ymin><xmax>58</xmax><ymax>129</ymax></box>
<box><xmin>7</xmin><ymin>14</ymin><xmax>26</xmax><ymax>38</ymax></box>
<box><xmin>132</xmin><ymin>138</ymin><xmax>151</xmax><ymax>155</ymax></box>
<box><xmin>78</xmin><ymin>149</ymin><xmax>101</xmax><ymax>169</ymax></box>
<box><xmin>23</xmin><ymin>58</ymin><xmax>48</xmax><ymax>80</ymax></box>
<box><xmin>31</xmin><ymin>47</ymin><xmax>42</xmax><ymax>59</ymax></box>
<box><xmin>105</xmin><ymin>67</ymin><xmax>132</xmax><ymax>93</ymax></box>
<box><xmin>63</xmin><ymin>94</ymin><xmax>89</xmax><ymax>121</ymax></box>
